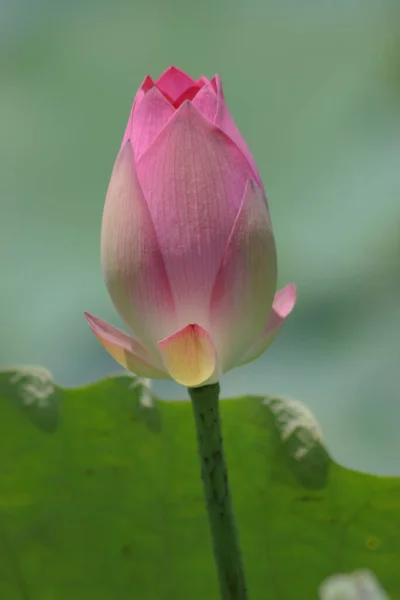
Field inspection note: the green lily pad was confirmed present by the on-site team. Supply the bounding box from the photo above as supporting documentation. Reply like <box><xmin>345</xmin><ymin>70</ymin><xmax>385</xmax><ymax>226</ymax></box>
<box><xmin>0</xmin><ymin>367</ymin><xmax>399</xmax><ymax>599</ymax></box>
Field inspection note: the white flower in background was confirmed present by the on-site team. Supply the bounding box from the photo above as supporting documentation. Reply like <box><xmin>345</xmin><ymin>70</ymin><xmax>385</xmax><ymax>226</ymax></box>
<box><xmin>319</xmin><ymin>569</ymin><xmax>389</xmax><ymax>600</ymax></box>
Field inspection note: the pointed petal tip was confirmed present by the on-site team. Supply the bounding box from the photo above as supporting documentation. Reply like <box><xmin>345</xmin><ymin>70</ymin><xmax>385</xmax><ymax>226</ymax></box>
<box><xmin>140</xmin><ymin>74</ymin><xmax>155</xmax><ymax>93</ymax></box>
<box><xmin>157</xmin><ymin>65</ymin><xmax>194</xmax><ymax>81</ymax></box>
<box><xmin>158</xmin><ymin>323</ymin><xmax>217</xmax><ymax>387</ymax></box>
<box><xmin>174</xmin><ymin>98</ymin><xmax>198</xmax><ymax>114</ymax></box>
<box><xmin>172</xmin><ymin>96</ymin><xmax>214</xmax><ymax>120</ymax></box>
<box><xmin>274</xmin><ymin>282</ymin><xmax>297</xmax><ymax>318</ymax></box>
<box><xmin>84</xmin><ymin>311</ymin><xmax>103</xmax><ymax>332</ymax></box>
<box><xmin>84</xmin><ymin>312</ymin><xmax>168</xmax><ymax>380</ymax></box>
<box><xmin>115</xmin><ymin>138</ymin><xmax>135</xmax><ymax>167</ymax></box>
<box><xmin>160</xmin><ymin>65</ymin><xmax>183</xmax><ymax>76</ymax></box>
<box><xmin>211</xmin><ymin>74</ymin><xmax>222</xmax><ymax>91</ymax></box>
<box><xmin>235</xmin><ymin>283</ymin><xmax>297</xmax><ymax>368</ymax></box>
<box><xmin>167</xmin><ymin>96</ymin><xmax>233</xmax><ymax>141</ymax></box>
<box><xmin>155</xmin><ymin>67</ymin><xmax>197</xmax><ymax>103</ymax></box>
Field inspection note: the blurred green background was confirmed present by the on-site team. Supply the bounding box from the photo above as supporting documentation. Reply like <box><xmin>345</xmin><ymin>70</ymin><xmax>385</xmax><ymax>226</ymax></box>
<box><xmin>1</xmin><ymin>0</ymin><xmax>399</xmax><ymax>474</ymax></box>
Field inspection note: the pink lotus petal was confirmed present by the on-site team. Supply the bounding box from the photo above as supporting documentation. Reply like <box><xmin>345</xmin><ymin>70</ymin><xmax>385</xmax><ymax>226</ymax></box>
<box><xmin>209</xmin><ymin>76</ymin><xmax>218</xmax><ymax>93</ymax></box>
<box><xmin>85</xmin><ymin>312</ymin><xmax>168</xmax><ymax>379</ymax></box>
<box><xmin>236</xmin><ymin>283</ymin><xmax>297</xmax><ymax>367</ymax></box>
<box><xmin>213</xmin><ymin>74</ymin><xmax>262</xmax><ymax>184</ymax></box>
<box><xmin>197</xmin><ymin>75</ymin><xmax>211</xmax><ymax>87</ymax></box>
<box><xmin>192</xmin><ymin>83</ymin><xmax>218</xmax><ymax>124</ymax></box>
<box><xmin>124</xmin><ymin>86</ymin><xmax>174</xmax><ymax>161</ymax></box>
<box><xmin>172</xmin><ymin>85</ymin><xmax>201</xmax><ymax>107</ymax></box>
<box><xmin>122</xmin><ymin>75</ymin><xmax>155</xmax><ymax>147</ymax></box>
<box><xmin>101</xmin><ymin>142</ymin><xmax>177</xmax><ymax>351</ymax></box>
<box><xmin>137</xmin><ymin>101</ymin><xmax>254</xmax><ymax>330</ymax></box>
<box><xmin>133</xmin><ymin>75</ymin><xmax>156</xmax><ymax>112</ymax></box>
<box><xmin>140</xmin><ymin>75</ymin><xmax>155</xmax><ymax>94</ymax></box>
<box><xmin>156</xmin><ymin>66</ymin><xmax>197</xmax><ymax>103</ymax></box>
<box><xmin>210</xmin><ymin>179</ymin><xmax>277</xmax><ymax>371</ymax></box>
<box><xmin>158</xmin><ymin>323</ymin><xmax>218</xmax><ymax>387</ymax></box>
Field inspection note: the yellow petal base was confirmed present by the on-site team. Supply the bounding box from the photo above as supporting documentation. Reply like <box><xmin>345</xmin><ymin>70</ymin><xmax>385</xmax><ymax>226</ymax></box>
<box><xmin>158</xmin><ymin>323</ymin><xmax>217</xmax><ymax>387</ymax></box>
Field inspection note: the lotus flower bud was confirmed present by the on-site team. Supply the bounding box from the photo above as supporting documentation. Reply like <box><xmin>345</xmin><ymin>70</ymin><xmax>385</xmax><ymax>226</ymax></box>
<box><xmin>85</xmin><ymin>66</ymin><xmax>296</xmax><ymax>387</ymax></box>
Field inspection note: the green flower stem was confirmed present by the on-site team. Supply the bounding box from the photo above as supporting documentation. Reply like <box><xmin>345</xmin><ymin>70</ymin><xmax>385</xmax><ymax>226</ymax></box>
<box><xmin>188</xmin><ymin>383</ymin><xmax>248</xmax><ymax>600</ymax></box>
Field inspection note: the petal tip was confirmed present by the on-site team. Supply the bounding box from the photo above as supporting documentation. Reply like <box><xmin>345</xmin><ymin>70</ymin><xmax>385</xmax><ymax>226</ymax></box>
<box><xmin>84</xmin><ymin>313</ymin><xmax>168</xmax><ymax>380</ymax></box>
<box><xmin>140</xmin><ymin>74</ymin><xmax>154</xmax><ymax>93</ymax></box>
<box><xmin>275</xmin><ymin>282</ymin><xmax>297</xmax><ymax>318</ymax></box>
<box><xmin>159</xmin><ymin>65</ymin><xmax>184</xmax><ymax>78</ymax></box>
<box><xmin>84</xmin><ymin>311</ymin><xmax>102</xmax><ymax>332</ymax></box>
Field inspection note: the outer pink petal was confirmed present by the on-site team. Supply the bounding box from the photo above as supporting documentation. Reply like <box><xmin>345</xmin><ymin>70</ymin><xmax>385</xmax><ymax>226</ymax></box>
<box><xmin>84</xmin><ymin>312</ymin><xmax>169</xmax><ymax>379</ymax></box>
<box><xmin>121</xmin><ymin>75</ymin><xmax>155</xmax><ymax>148</ymax></box>
<box><xmin>210</xmin><ymin>179</ymin><xmax>277</xmax><ymax>372</ymax></box>
<box><xmin>212</xmin><ymin>74</ymin><xmax>261</xmax><ymax>184</ymax></box>
<box><xmin>101</xmin><ymin>142</ymin><xmax>177</xmax><ymax>352</ymax></box>
<box><xmin>192</xmin><ymin>83</ymin><xmax>217</xmax><ymax>123</ymax></box>
<box><xmin>236</xmin><ymin>283</ymin><xmax>297</xmax><ymax>367</ymax></box>
<box><xmin>156</xmin><ymin>66</ymin><xmax>197</xmax><ymax>103</ymax></box>
<box><xmin>137</xmin><ymin>101</ymin><xmax>254</xmax><ymax>331</ymax></box>
<box><xmin>124</xmin><ymin>86</ymin><xmax>174</xmax><ymax>162</ymax></box>
<box><xmin>158</xmin><ymin>323</ymin><xmax>218</xmax><ymax>387</ymax></box>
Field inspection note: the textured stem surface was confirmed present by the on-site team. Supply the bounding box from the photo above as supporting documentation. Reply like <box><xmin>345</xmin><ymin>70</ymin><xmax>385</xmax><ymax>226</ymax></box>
<box><xmin>188</xmin><ymin>383</ymin><xmax>248</xmax><ymax>600</ymax></box>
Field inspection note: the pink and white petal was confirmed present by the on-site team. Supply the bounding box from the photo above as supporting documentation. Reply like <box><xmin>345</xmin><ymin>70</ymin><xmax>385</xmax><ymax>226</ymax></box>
<box><xmin>236</xmin><ymin>283</ymin><xmax>297</xmax><ymax>367</ymax></box>
<box><xmin>84</xmin><ymin>313</ymin><xmax>168</xmax><ymax>379</ymax></box>
<box><xmin>158</xmin><ymin>324</ymin><xmax>219</xmax><ymax>387</ymax></box>
<box><xmin>101</xmin><ymin>142</ymin><xmax>177</xmax><ymax>351</ymax></box>
<box><xmin>192</xmin><ymin>83</ymin><xmax>218</xmax><ymax>123</ymax></box>
<box><xmin>156</xmin><ymin>66</ymin><xmax>197</xmax><ymax>103</ymax></box>
<box><xmin>210</xmin><ymin>179</ymin><xmax>277</xmax><ymax>372</ymax></box>
<box><xmin>126</xmin><ymin>86</ymin><xmax>175</xmax><ymax>161</ymax></box>
<box><xmin>212</xmin><ymin>74</ymin><xmax>262</xmax><ymax>185</ymax></box>
<box><xmin>137</xmin><ymin>101</ymin><xmax>254</xmax><ymax>330</ymax></box>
